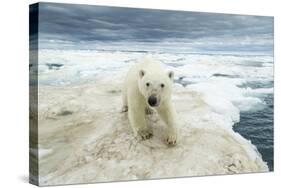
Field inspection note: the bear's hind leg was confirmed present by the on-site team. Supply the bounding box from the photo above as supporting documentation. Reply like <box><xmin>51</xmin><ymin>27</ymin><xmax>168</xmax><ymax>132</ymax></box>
<box><xmin>121</xmin><ymin>88</ymin><xmax>128</xmax><ymax>113</ymax></box>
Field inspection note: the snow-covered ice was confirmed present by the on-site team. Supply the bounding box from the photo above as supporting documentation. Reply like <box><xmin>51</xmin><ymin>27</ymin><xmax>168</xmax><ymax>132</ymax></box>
<box><xmin>30</xmin><ymin>49</ymin><xmax>272</xmax><ymax>185</ymax></box>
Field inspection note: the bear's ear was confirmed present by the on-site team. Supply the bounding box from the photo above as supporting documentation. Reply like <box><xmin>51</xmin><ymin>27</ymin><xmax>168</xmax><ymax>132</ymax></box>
<box><xmin>168</xmin><ymin>71</ymin><xmax>174</xmax><ymax>80</ymax></box>
<box><xmin>139</xmin><ymin>70</ymin><xmax>145</xmax><ymax>78</ymax></box>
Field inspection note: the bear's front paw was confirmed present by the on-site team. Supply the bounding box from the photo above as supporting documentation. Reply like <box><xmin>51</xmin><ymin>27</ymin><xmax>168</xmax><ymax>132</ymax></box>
<box><xmin>166</xmin><ymin>132</ymin><xmax>177</xmax><ymax>146</ymax></box>
<box><xmin>138</xmin><ymin>129</ymin><xmax>153</xmax><ymax>140</ymax></box>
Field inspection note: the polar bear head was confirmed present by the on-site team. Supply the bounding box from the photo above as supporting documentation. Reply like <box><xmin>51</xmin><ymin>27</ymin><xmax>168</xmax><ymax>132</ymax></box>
<box><xmin>138</xmin><ymin>68</ymin><xmax>174</xmax><ymax>108</ymax></box>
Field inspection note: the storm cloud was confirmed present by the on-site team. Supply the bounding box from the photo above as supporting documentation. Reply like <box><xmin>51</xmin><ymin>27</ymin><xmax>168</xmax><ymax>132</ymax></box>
<box><xmin>32</xmin><ymin>2</ymin><xmax>274</xmax><ymax>54</ymax></box>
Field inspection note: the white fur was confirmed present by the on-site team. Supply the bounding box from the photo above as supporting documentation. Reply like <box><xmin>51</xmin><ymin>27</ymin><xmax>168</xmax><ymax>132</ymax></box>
<box><xmin>122</xmin><ymin>57</ymin><xmax>178</xmax><ymax>145</ymax></box>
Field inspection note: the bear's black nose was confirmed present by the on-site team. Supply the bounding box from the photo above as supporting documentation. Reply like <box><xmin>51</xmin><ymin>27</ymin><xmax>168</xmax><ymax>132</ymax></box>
<box><xmin>148</xmin><ymin>95</ymin><xmax>157</xmax><ymax>107</ymax></box>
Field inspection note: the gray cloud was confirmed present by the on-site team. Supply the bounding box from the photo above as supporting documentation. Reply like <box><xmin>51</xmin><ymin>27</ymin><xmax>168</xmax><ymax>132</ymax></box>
<box><xmin>33</xmin><ymin>2</ymin><xmax>273</xmax><ymax>53</ymax></box>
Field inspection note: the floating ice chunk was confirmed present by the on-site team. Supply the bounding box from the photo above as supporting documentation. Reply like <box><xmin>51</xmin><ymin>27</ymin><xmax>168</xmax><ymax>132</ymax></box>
<box><xmin>187</xmin><ymin>79</ymin><xmax>267</xmax><ymax>113</ymax></box>
<box><xmin>244</xmin><ymin>87</ymin><xmax>273</xmax><ymax>95</ymax></box>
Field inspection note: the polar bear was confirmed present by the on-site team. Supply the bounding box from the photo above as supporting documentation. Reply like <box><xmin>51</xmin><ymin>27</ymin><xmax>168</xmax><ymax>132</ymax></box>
<box><xmin>122</xmin><ymin>57</ymin><xmax>178</xmax><ymax>145</ymax></box>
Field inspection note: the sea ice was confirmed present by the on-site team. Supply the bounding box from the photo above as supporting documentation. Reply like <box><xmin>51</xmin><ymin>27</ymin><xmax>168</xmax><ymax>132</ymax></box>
<box><xmin>31</xmin><ymin>49</ymin><xmax>271</xmax><ymax>185</ymax></box>
<box><xmin>34</xmin><ymin>77</ymin><xmax>268</xmax><ymax>185</ymax></box>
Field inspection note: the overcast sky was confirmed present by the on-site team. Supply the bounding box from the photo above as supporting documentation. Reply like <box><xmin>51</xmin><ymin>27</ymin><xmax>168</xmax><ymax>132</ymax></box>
<box><xmin>32</xmin><ymin>3</ymin><xmax>274</xmax><ymax>54</ymax></box>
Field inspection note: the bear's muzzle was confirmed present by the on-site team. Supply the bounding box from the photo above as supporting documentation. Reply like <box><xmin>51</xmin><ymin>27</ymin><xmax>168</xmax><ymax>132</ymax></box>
<box><xmin>148</xmin><ymin>95</ymin><xmax>158</xmax><ymax>107</ymax></box>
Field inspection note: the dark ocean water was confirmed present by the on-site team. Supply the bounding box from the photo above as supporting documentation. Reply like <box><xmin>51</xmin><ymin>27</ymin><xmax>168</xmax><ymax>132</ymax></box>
<box><xmin>234</xmin><ymin>83</ymin><xmax>274</xmax><ymax>171</ymax></box>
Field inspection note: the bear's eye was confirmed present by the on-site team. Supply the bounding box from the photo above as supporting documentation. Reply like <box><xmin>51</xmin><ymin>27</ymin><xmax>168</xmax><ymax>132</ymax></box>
<box><xmin>146</xmin><ymin>82</ymin><xmax>150</xmax><ymax>87</ymax></box>
<box><xmin>160</xmin><ymin>83</ymin><xmax>165</xmax><ymax>88</ymax></box>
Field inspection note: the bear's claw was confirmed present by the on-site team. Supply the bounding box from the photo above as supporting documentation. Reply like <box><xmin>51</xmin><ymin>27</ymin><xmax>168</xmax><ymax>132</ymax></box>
<box><xmin>166</xmin><ymin>133</ymin><xmax>177</xmax><ymax>146</ymax></box>
<box><xmin>138</xmin><ymin>130</ymin><xmax>153</xmax><ymax>140</ymax></box>
<box><xmin>166</xmin><ymin>138</ymin><xmax>177</xmax><ymax>146</ymax></box>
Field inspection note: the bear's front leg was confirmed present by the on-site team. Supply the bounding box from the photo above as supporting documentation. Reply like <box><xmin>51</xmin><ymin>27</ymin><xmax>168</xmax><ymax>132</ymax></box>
<box><xmin>157</xmin><ymin>101</ymin><xmax>178</xmax><ymax>146</ymax></box>
<box><xmin>128</xmin><ymin>105</ymin><xmax>153</xmax><ymax>140</ymax></box>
